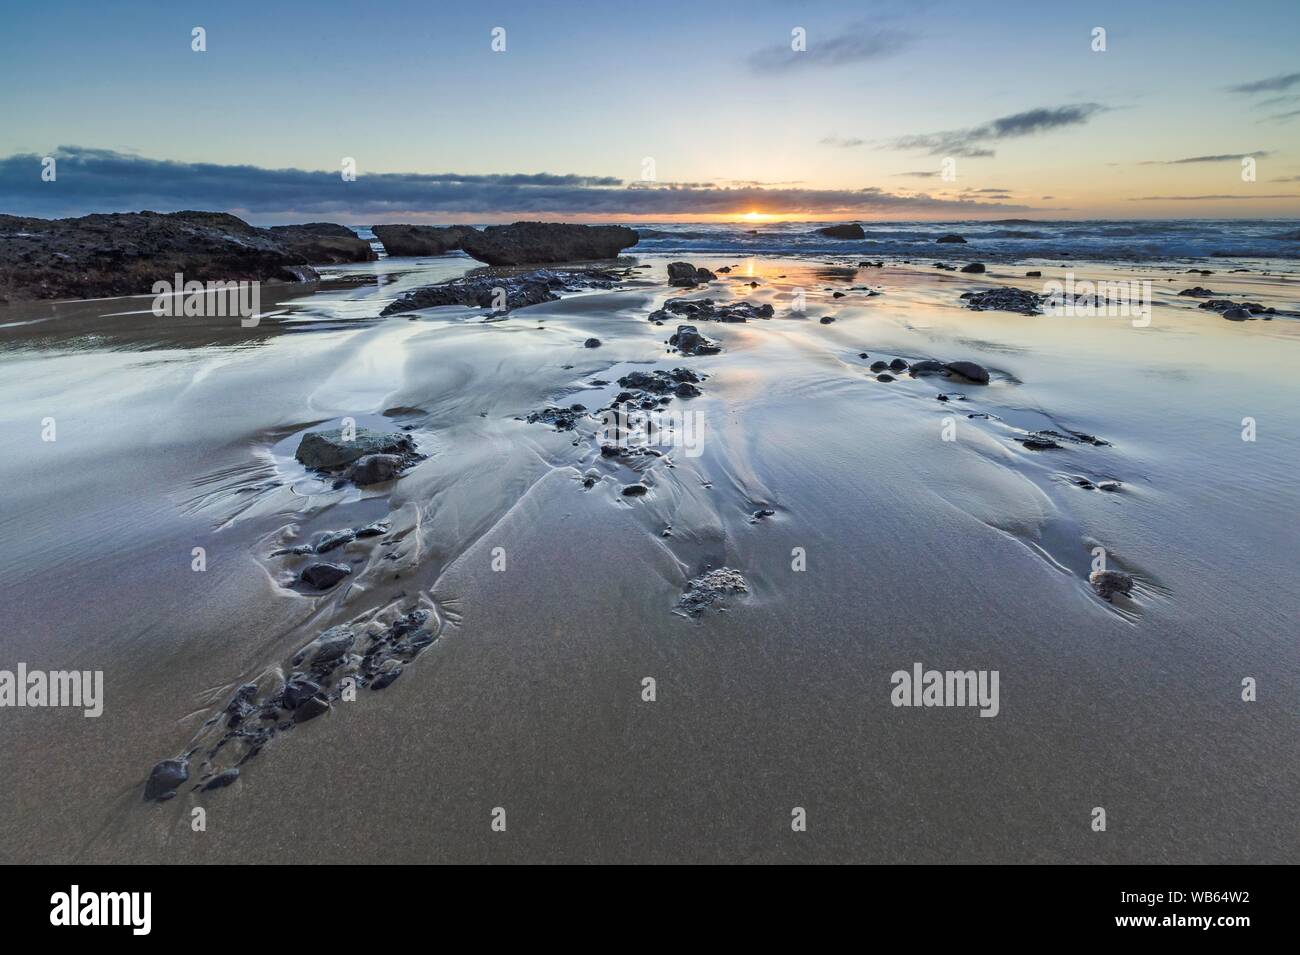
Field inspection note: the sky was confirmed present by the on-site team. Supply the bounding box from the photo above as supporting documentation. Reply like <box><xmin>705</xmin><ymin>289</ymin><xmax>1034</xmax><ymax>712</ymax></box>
<box><xmin>1</xmin><ymin>0</ymin><xmax>1298</xmax><ymax>223</ymax></box>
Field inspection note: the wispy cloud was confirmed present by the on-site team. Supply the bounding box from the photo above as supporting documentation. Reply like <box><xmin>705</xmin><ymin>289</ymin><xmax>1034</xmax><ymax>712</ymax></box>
<box><xmin>1127</xmin><ymin>194</ymin><xmax>1299</xmax><ymax>201</ymax></box>
<box><xmin>819</xmin><ymin>135</ymin><xmax>865</xmax><ymax>148</ymax></box>
<box><xmin>893</xmin><ymin>170</ymin><xmax>940</xmax><ymax>178</ymax></box>
<box><xmin>1139</xmin><ymin>151</ymin><xmax>1270</xmax><ymax>165</ymax></box>
<box><xmin>883</xmin><ymin>104</ymin><xmax>1108</xmax><ymax>158</ymax></box>
<box><xmin>1264</xmin><ymin>108</ymin><xmax>1300</xmax><ymax>122</ymax></box>
<box><xmin>0</xmin><ymin>146</ymin><xmax>1030</xmax><ymax>221</ymax></box>
<box><xmin>1227</xmin><ymin>71</ymin><xmax>1300</xmax><ymax>95</ymax></box>
<box><xmin>748</xmin><ymin>23</ymin><xmax>913</xmax><ymax>73</ymax></box>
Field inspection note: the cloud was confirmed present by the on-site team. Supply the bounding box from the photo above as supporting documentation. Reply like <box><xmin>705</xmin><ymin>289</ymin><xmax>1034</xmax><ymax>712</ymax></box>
<box><xmin>1227</xmin><ymin>71</ymin><xmax>1300</xmax><ymax>95</ymax></box>
<box><xmin>748</xmin><ymin>24</ymin><xmax>913</xmax><ymax>73</ymax></box>
<box><xmin>893</xmin><ymin>170</ymin><xmax>940</xmax><ymax>178</ymax></box>
<box><xmin>1127</xmin><ymin>194</ymin><xmax>1299</xmax><ymax>201</ymax></box>
<box><xmin>820</xmin><ymin>136</ymin><xmax>865</xmax><ymax>148</ymax></box>
<box><xmin>883</xmin><ymin>104</ymin><xmax>1107</xmax><ymax>157</ymax></box>
<box><xmin>0</xmin><ymin>146</ymin><xmax>1030</xmax><ymax>221</ymax></box>
<box><xmin>1265</xmin><ymin>108</ymin><xmax>1300</xmax><ymax>122</ymax></box>
<box><xmin>1140</xmin><ymin>151</ymin><xmax>1270</xmax><ymax>164</ymax></box>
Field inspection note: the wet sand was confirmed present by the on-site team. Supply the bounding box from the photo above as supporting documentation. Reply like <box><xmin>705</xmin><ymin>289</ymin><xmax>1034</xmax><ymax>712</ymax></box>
<box><xmin>1</xmin><ymin>253</ymin><xmax>1297</xmax><ymax>863</ymax></box>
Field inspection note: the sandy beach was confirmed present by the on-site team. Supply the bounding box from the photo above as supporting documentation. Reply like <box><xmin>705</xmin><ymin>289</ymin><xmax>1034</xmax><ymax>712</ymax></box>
<box><xmin>1</xmin><ymin>245</ymin><xmax>1296</xmax><ymax>863</ymax></box>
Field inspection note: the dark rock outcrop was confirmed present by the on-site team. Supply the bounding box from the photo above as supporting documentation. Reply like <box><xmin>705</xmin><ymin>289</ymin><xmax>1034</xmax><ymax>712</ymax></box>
<box><xmin>669</xmin><ymin>324</ymin><xmax>720</xmax><ymax>356</ymax></box>
<box><xmin>667</xmin><ymin>262</ymin><xmax>717</xmax><ymax>287</ymax></box>
<box><xmin>267</xmin><ymin>223</ymin><xmax>375</xmax><ymax>263</ymax></box>
<box><xmin>0</xmin><ymin>211</ymin><xmax>375</xmax><ymax>303</ymax></box>
<box><xmin>960</xmin><ymin>262</ymin><xmax>986</xmax><ymax>274</ymax></box>
<box><xmin>371</xmin><ymin>224</ymin><xmax>477</xmax><ymax>256</ymax></box>
<box><xmin>648</xmin><ymin>298</ymin><xmax>773</xmax><ymax>324</ymax></box>
<box><xmin>460</xmin><ymin>221</ymin><xmax>638</xmax><ymax>265</ymax></box>
<box><xmin>936</xmin><ymin>234</ymin><xmax>967</xmax><ymax>244</ymax></box>
<box><xmin>380</xmin><ymin>268</ymin><xmax>621</xmax><ymax>316</ymax></box>
<box><xmin>817</xmin><ymin>223</ymin><xmax>866</xmax><ymax>240</ymax></box>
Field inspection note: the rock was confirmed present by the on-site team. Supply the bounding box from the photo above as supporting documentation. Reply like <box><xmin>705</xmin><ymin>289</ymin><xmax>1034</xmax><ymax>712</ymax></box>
<box><xmin>674</xmin><ymin>381</ymin><xmax>702</xmax><ymax>398</ymax></box>
<box><xmin>1221</xmin><ymin>306</ymin><xmax>1255</xmax><ymax>321</ymax></box>
<box><xmin>936</xmin><ymin>234</ymin><xmax>967</xmax><ymax>244</ymax></box>
<box><xmin>293</xmin><ymin>694</ymin><xmax>331</xmax><ymax>722</ymax></box>
<box><xmin>1178</xmin><ymin>286</ymin><xmax>1216</xmax><ymax>297</ymax></box>
<box><xmin>667</xmin><ymin>261</ymin><xmax>718</xmax><ymax>287</ymax></box>
<box><xmin>820</xmin><ymin>316</ymin><xmax>835</xmax><ymax>324</ymax></box>
<box><xmin>622</xmin><ymin>484</ymin><xmax>648</xmax><ymax>497</ymax></box>
<box><xmin>144</xmin><ymin>757</ymin><xmax>189</xmax><ymax>802</ymax></box>
<box><xmin>460</xmin><ymin>222</ymin><xmax>638</xmax><ymax>266</ymax></box>
<box><xmin>348</xmin><ymin>453</ymin><xmax>405</xmax><ymax>485</ymax></box>
<box><xmin>295</xmin><ymin>428</ymin><xmax>416</xmax><ymax>471</ymax></box>
<box><xmin>960</xmin><ymin>262</ymin><xmax>986</xmax><ymax>274</ymax></box>
<box><xmin>0</xmin><ymin>211</ymin><xmax>376</xmax><ymax>303</ymax></box>
<box><xmin>649</xmin><ymin>298</ymin><xmax>773</xmax><ymax>323</ymax></box>
<box><xmin>669</xmin><ymin>324</ymin><xmax>720</xmax><ymax>356</ymax></box>
<box><xmin>1020</xmin><ymin>436</ymin><xmax>1061</xmax><ymax>451</ymax></box>
<box><xmin>309</xmin><ymin>626</ymin><xmax>355</xmax><ymax>666</ymax></box>
<box><xmin>1025</xmin><ymin>270</ymin><xmax>1042</xmax><ymax>277</ymax></box>
<box><xmin>888</xmin><ymin>358</ymin><xmax>908</xmax><ymax>372</ymax></box>
<box><xmin>526</xmin><ymin>405</ymin><xmax>588</xmax><ymax>431</ymax></box>
<box><xmin>908</xmin><ymin>359</ymin><xmax>947</xmax><ymax>376</ymax></box>
<box><xmin>371</xmin><ymin>224</ymin><xmax>477</xmax><ymax>256</ymax></box>
<box><xmin>677</xmin><ymin>567</ymin><xmax>748</xmax><ymax>616</ymax></box>
<box><xmin>817</xmin><ymin>224</ymin><xmax>866</xmax><ymax>240</ymax></box>
<box><xmin>584</xmin><ymin>337</ymin><xmax>602</xmax><ymax>348</ymax></box>
<box><xmin>370</xmin><ymin>667</ymin><xmax>403</xmax><ymax>690</ymax></box>
<box><xmin>299</xmin><ymin>562</ymin><xmax>351</xmax><ymax>590</ymax></box>
<box><xmin>750</xmin><ymin>508</ymin><xmax>776</xmax><ymax>522</ymax></box>
<box><xmin>380</xmin><ymin>267</ymin><xmax>620</xmax><ymax>316</ymax></box>
<box><xmin>314</xmin><ymin>529</ymin><xmax>356</xmax><ymax>553</ymax></box>
<box><xmin>962</xmin><ymin>287</ymin><xmax>1043</xmax><ymax>315</ymax></box>
<box><xmin>354</xmin><ymin>520</ymin><xmax>390</xmax><ymax>538</ymax></box>
<box><xmin>281</xmin><ymin>677</ymin><xmax>321</xmax><ymax>710</ymax></box>
<box><xmin>944</xmin><ymin>360</ymin><xmax>990</xmax><ymax>384</ymax></box>
<box><xmin>1089</xmin><ymin>569</ymin><xmax>1133</xmax><ymax>601</ymax></box>
<box><xmin>267</xmin><ymin>224</ymin><xmax>375</xmax><ymax>264</ymax></box>
<box><xmin>870</xmin><ymin>360</ymin><xmax>889</xmax><ymax>372</ymax></box>
<box><xmin>876</xmin><ymin>373</ymin><xmax>895</xmax><ymax>382</ymax></box>
<box><xmin>202</xmin><ymin>768</ymin><xmax>240</xmax><ymax>791</ymax></box>
<box><xmin>1098</xmin><ymin>481</ymin><xmax>1123</xmax><ymax>492</ymax></box>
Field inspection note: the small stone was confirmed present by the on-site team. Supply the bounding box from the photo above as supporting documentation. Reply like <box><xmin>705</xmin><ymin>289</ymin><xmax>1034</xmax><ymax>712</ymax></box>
<box><xmin>1089</xmin><ymin>569</ymin><xmax>1134</xmax><ymax>601</ymax></box>
<box><xmin>584</xmin><ymin>337</ymin><xmax>602</xmax><ymax>348</ymax></box>
<box><xmin>202</xmin><ymin>768</ymin><xmax>240</xmax><ymax>791</ymax></box>
<box><xmin>300</xmin><ymin>562</ymin><xmax>351</xmax><ymax>590</ymax></box>
<box><xmin>314</xmin><ymin>529</ymin><xmax>356</xmax><ymax>553</ymax></box>
<box><xmin>622</xmin><ymin>484</ymin><xmax>649</xmax><ymax>497</ymax></box>
<box><xmin>144</xmin><ymin>757</ymin><xmax>189</xmax><ymax>802</ymax></box>
<box><xmin>293</xmin><ymin>694</ymin><xmax>331</xmax><ymax>722</ymax></box>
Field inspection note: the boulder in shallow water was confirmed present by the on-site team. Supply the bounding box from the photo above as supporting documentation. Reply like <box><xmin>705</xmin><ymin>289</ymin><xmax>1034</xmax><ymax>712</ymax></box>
<box><xmin>669</xmin><ymin>324</ymin><xmax>720</xmax><ymax>356</ymax></box>
<box><xmin>960</xmin><ymin>262</ymin><xmax>986</xmax><ymax>274</ymax></box>
<box><xmin>936</xmin><ymin>234</ymin><xmax>967</xmax><ymax>244</ymax></box>
<box><xmin>667</xmin><ymin>261</ymin><xmax>717</xmax><ymax>287</ymax></box>
<box><xmin>944</xmin><ymin>360</ymin><xmax>990</xmax><ymax>384</ymax></box>
<box><xmin>460</xmin><ymin>221</ymin><xmax>638</xmax><ymax>266</ymax></box>
<box><xmin>348</xmin><ymin>453</ymin><xmax>405</xmax><ymax>486</ymax></box>
<box><xmin>677</xmin><ymin>567</ymin><xmax>748</xmax><ymax>616</ymax></box>
<box><xmin>1089</xmin><ymin>569</ymin><xmax>1133</xmax><ymax>601</ymax></box>
<box><xmin>295</xmin><ymin>428</ymin><xmax>416</xmax><ymax>471</ymax></box>
<box><xmin>817</xmin><ymin>223</ymin><xmax>866</xmax><ymax>240</ymax></box>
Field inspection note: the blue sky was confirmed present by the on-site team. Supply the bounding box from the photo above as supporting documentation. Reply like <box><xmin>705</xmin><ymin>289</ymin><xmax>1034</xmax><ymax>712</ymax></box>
<box><xmin>2</xmin><ymin>0</ymin><xmax>1298</xmax><ymax>221</ymax></box>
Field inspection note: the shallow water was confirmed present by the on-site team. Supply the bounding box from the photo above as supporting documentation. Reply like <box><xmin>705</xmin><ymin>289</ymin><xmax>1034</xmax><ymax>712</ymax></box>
<box><xmin>1</xmin><ymin>252</ymin><xmax>1296</xmax><ymax>863</ymax></box>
